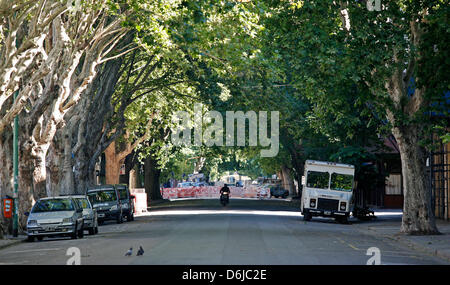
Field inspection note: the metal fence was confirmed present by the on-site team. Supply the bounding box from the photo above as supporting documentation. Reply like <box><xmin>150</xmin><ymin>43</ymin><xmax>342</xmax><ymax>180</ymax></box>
<box><xmin>430</xmin><ymin>140</ymin><xmax>450</xmax><ymax>220</ymax></box>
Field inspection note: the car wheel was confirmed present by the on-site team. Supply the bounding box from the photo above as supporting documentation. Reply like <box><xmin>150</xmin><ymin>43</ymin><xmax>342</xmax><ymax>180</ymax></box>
<box><xmin>71</xmin><ymin>223</ymin><xmax>78</xmax><ymax>239</ymax></box>
<box><xmin>116</xmin><ymin>213</ymin><xmax>123</xmax><ymax>224</ymax></box>
<box><xmin>98</xmin><ymin>220</ymin><xmax>104</xmax><ymax>226</ymax></box>
<box><xmin>78</xmin><ymin>224</ymin><xmax>84</xmax><ymax>238</ymax></box>
<box><xmin>37</xmin><ymin>236</ymin><xmax>44</xmax><ymax>241</ymax></box>
<box><xmin>88</xmin><ymin>227</ymin><xmax>95</xmax><ymax>235</ymax></box>
<box><xmin>27</xmin><ymin>236</ymin><xmax>35</xmax><ymax>242</ymax></box>
<box><xmin>128</xmin><ymin>212</ymin><xmax>134</xmax><ymax>222</ymax></box>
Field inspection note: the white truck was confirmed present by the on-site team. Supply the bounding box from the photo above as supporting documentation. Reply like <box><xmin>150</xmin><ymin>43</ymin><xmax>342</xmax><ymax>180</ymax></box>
<box><xmin>300</xmin><ymin>160</ymin><xmax>355</xmax><ymax>223</ymax></box>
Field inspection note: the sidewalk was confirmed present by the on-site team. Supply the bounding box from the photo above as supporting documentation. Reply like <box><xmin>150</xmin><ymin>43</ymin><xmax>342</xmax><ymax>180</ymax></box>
<box><xmin>354</xmin><ymin>210</ymin><xmax>450</xmax><ymax>262</ymax></box>
<box><xmin>0</xmin><ymin>235</ymin><xmax>26</xmax><ymax>250</ymax></box>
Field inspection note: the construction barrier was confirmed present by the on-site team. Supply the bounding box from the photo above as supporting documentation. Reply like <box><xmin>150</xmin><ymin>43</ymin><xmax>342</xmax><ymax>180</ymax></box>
<box><xmin>130</xmin><ymin>188</ymin><xmax>148</xmax><ymax>214</ymax></box>
<box><xmin>161</xmin><ymin>185</ymin><xmax>267</xmax><ymax>200</ymax></box>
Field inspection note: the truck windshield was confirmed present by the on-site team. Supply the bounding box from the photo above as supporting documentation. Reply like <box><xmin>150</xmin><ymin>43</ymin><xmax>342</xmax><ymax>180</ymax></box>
<box><xmin>306</xmin><ymin>171</ymin><xmax>330</xmax><ymax>189</ymax></box>
<box><xmin>32</xmin><ymin>199</ymin><xmax>74</xmax><ymax>213</ymax></box>
<box><xmin>87</xmin><ymin>190</ymin><xmax>117</xmax><ymax>203</ymax></box>
<box><xmin>330</xmin><ymin>173</ymin><xmax>353</xmax><ymax>191</ymax></box>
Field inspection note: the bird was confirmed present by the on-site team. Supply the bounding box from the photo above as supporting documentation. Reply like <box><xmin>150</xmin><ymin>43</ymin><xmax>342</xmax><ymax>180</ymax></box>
<box><xmin>125</xmin><ymin>247</ymin><xmax>133</xmax><ymax>256</ymax></box>
<box><xmin>137</xmin><ymin>246</ymin><xmax>144</xmax><ymax>256</ymax></box>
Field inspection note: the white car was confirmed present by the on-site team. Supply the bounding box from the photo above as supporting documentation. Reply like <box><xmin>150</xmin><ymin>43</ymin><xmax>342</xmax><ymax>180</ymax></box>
<box><xmin>25</xmin><ymin>196</ymin><xmax>85</xmax><ymax>241</ymax></box>
<box><xmin>72</xmin><ymin>195</ymin><xmax>99</xmax><ymax>235</ymax></box>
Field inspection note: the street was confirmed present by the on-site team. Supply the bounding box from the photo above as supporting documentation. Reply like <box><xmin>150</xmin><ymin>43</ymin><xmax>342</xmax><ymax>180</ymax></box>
<box><xmin>0</xmin><ymin>198</ymin><xmax>448</xmax><ymax>265</ymax></box>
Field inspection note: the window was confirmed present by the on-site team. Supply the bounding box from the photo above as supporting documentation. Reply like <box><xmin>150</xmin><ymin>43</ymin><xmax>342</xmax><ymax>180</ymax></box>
<box><xmin>76</xmin><ymin>198</ymin><xmax>91</xmax><ymax>209</ymax></box>
<box><xmin>306</xmin><ymin>171</ymin><xmax>330</xmax><ymax>189</ymax></box>
<box><xmin>118</xmin><ymin>188</ymin><xmax>128</xmax><ymax>200</ymax></box>
<box><xmin>330</xmin><ymin>173</ymin><xmax>354</xmax><ymax>191</ymax></box>
<box><xmin>385</xmin><ymin>174</ymin><xmax>402</xmax><ymax>195</ymax></box>
<box><xmin>32</xmin><ymin>199</ymin><xmax>75</xmax><ymax>213</ymax></box>
<box><xmin>87</xmin><ymin>190</ymin><xmax>117</xmax><ymax>203</ymax></box>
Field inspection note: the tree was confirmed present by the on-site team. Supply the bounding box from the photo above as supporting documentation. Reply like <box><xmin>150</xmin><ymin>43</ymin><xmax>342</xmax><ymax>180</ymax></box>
<box><xmin>259</xmin><ymin>0</ymin><xmax>448</xmax><ymax>234</ymax></box>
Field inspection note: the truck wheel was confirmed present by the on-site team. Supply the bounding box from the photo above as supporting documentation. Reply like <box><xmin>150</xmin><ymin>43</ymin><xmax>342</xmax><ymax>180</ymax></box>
<box><xmin>303</xmin><ymin>211</ymin><xmax>312</xmax><ymax>221</ymax></box>
<box><xmin>27</xmin><ymin>236</ymin><xmax>35</xmax><ymax>242</ymax></box>
<box><xmin>336</xmin><ymin>216</ymin><xmax>348</xmax><ymax>224</ymax></box>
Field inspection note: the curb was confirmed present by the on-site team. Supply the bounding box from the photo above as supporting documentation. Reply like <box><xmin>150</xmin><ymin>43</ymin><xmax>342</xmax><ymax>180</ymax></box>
<box><xmin>0</xmin><ymin>239</ymin><xmax>24</xmax><ymax>251</ymax></box>
<box><xmin>357</xmin><ymin>226</ymin><xmax>450</xmax><ymax>263</ymax></box>
<box><xmin>390</xmin><ymin>234</ymin><xmax>450</xmax><ymax>262</ymax></box>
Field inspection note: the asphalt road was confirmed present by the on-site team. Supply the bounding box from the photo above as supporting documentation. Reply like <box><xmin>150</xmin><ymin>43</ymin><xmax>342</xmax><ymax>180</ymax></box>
<box><xmin>0</xmin><ymin>198</ymin><xmax>448</xmax><ymax>265</ymax></box>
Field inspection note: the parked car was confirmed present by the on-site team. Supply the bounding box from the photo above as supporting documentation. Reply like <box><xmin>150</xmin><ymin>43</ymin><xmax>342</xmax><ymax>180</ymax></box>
<box><xmin>115</xmin><ymin>184</ymin><xmax>135</xmax><ymax>222</ymax></box>
<box><xmin>25</xmin><ymin>196</ymin><xmax>84</xmax><ymax>241</ymax></box>
<box><xmin>270</xmin><ymin>186</ymin><xmax>289</xmax><ymax>198</ymax></box>
<box><xmin>72</xmin><ymin>195</ymin><xmax>99</xmax><ymax>235</ymax></box>
<box><xmin>87</xmin><ymin>185</ymin><xmax>123</xmax><ymax>224</ymax></box>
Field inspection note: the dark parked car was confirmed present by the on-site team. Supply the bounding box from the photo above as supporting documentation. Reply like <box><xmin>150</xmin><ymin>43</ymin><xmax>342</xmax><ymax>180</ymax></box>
<box><xmin>115</xmin><ymin>184</ymin><xmax>135</xmax><ymax>222</ymax></box>
<box><xmin>87</xmin><ymin>185</ymin><xmax>123</xmax><ymax>224</ymax></box>
<box><xmin>270</xmin><ymin>186</ymin><xmax>289</xmax><ymax>198</ymax></box>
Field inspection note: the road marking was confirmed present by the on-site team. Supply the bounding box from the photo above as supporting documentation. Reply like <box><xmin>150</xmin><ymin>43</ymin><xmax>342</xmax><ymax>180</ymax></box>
<box><xmin>0</xmin><ymin>260</ymin><xmax>29</xmax><ymax>265</ymax></box>
<box><xmin>336</xmin><ymin>237</ymin><xmax>360</xmax><ymax>251</ymax></box>
<box><xmin>7</xmin><ymin>248</ymin><xmax>63</xmax><ymax>254</ymax></box>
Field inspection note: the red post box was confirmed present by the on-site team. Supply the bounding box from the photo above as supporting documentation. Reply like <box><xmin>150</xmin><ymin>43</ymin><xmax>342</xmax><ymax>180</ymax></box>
<box><xmin>3</xmin><ymin>198</ymin><xmax>13</xmax><ymax>218</ymax></box>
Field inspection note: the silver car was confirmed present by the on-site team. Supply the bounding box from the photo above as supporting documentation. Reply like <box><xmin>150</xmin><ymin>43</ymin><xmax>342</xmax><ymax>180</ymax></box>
<box><xmin>25</xmin><ymin>196</ymin><xmax>84</xmax><ymax>242</ymax></box>
<box><xmin>72</xmin><ymin>195</ymin><xmax>99</xmax><ymax>235</ymax></box>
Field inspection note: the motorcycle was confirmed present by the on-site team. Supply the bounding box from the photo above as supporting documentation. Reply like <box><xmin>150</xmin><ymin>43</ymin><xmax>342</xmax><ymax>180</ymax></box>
<box><xmin>220</xmin><ymin>192</ymin><xmax>229</xmax><ymax>206</ymax></box>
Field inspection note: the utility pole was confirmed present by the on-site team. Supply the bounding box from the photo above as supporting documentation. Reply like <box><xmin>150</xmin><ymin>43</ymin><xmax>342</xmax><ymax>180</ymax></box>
<box><xmin>13</xmin><ymin>89</ymin><xmax>19</xmax><ymax>237</ymax></box>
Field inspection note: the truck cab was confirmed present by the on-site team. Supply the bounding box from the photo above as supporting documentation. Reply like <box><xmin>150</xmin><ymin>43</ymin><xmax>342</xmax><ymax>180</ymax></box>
<box><xmin>301</xmin><ymin>160</ymin><xmax>355</xmax><ymax>223</ymax></box>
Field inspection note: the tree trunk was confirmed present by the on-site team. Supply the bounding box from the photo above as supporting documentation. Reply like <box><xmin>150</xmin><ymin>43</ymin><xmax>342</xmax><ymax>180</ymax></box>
<box><xmin>105</xmin><ymin>141</ymin><xmax>121</xmax><ymax>185</ymax></box>
<box><xmin>144</xmin><ymin>155</ymin><xmax>162</xmax><ymax>201</ymax></box>
<box><xmin>392</xmin><ymin>125</ymin><xmax>440</xmax><ymax>235</ymax></box>
<box><xmin>281</xmin><ymin>164</ymin><xmax>295</xmax><ymax>196</ymax></box>
<box><xmin>0</xmin><ymin>127</ymin><xmax>13</xmax><ymax>236</ymax></box>
<box><xmin>129</xmin><ymin>161</ymin><xmax>142</xmax><ymax>189</ymax></box>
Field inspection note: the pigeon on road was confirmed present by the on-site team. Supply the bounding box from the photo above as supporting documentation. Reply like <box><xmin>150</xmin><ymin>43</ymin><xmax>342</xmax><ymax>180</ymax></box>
<box><xmin>137</xmin><ymin>246</ymin><xmax>144</xmax><ymax>256</ymax></box>
<box><xmin>125</xmin><ymin>248</ymin><xmax>133</xmax><ymax>256</ymax></box>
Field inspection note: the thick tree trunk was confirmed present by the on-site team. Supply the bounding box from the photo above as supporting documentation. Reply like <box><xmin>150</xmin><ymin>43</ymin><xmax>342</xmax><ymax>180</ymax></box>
<box><xmin>129</xmin><ymin>165</ymin><xmax>140</xmax><ymax>189</ymax></box>
<box><xmin>144</xmin><ymin>155</ymin><xmax>162</xmax><ymax>201</ymax></box>
<box><xmin>105</xmin><ymin>141</ymin><xmax>121</xmax><ymax>185</ymax></box>
<box><xmin>0</xmin><ymin>127</ymin><xmax>13</xmax><ymax>236</ymax></box>
<box><xmin>393</xmin><ymin>125</ymin><xmax>440</xmax><ymax>235</ymax></box>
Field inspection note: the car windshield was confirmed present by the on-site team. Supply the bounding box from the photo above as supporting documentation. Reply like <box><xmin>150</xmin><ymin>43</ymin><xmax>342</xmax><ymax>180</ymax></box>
<box><xmin>306</xmin><ymin>171</ymin><xmax>330</xmax><ymax>189</ymax></box>
<box><xmin>87</xmin><ymin>190</ymin><xmax>117</xmax><ymax>203</ymax></box>
<box><xmin>32</xmin><ymin>199</ymin><xmax>75</xmax><ymax>213</ymax></box>
<box><xmin>75</xmin><ymin>198</ymin><xmax>91</xmax><ymax>209</ymax></box>
<box><xmin>330</xmin><ymin>173</ymin><xmax>354</xmax><ymax>192</ymax></box>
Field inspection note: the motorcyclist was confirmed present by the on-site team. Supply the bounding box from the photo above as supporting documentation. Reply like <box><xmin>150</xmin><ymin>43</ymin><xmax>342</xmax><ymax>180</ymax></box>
<box><xmin>220</xmin><ymin>184</ymin><xmax>230</xmax><ymax>203</ymax></box>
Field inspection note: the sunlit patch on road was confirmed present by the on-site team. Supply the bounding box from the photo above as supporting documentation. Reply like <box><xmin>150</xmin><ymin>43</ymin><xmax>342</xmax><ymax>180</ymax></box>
<box><xmin>139</xmin><ymin>209</ymin><xmax>302</xmax><ymax>217</ymax></box>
